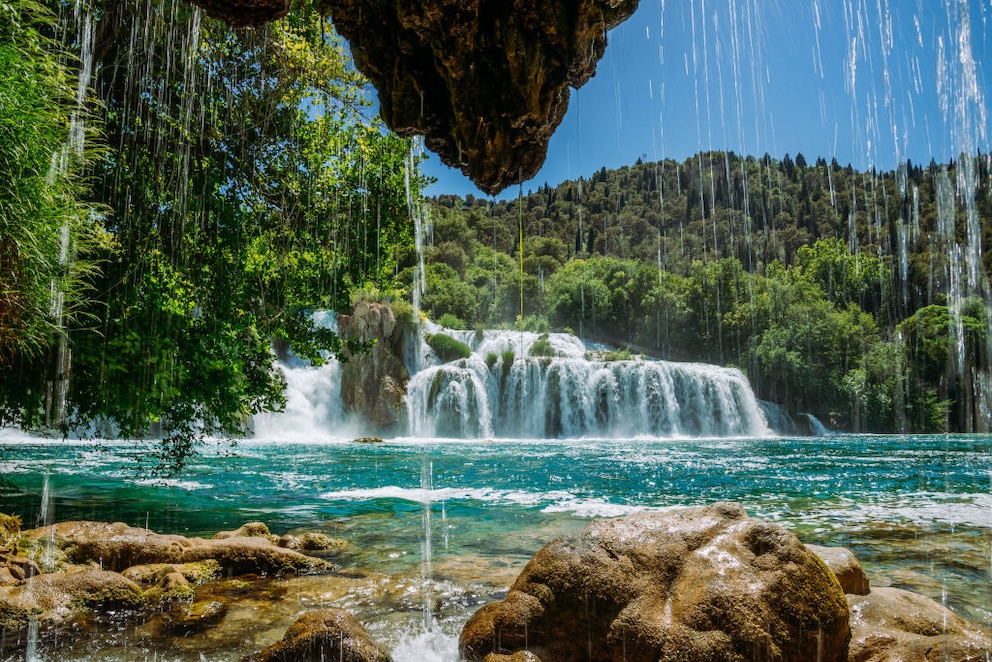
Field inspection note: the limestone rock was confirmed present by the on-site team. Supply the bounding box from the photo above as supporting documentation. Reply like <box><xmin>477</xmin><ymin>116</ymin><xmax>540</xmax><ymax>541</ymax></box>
<box><xmin>848</xmin><ymin>586</ymin><xmax>992</xmax><ymax>661</ymax></box>
<box><xmin>484</xmin><ymin>652</ymin><xmax>543</xmax><ymax>662</ymax></box>
<box><xmin>243</xmin><ymin>608</ymin><xmax>392</xmax><ymax>662</ymax></box>
<box><xmin>320</xmin><ymin>0</ymin><xmax>640</xmax><ymax>195</ymax></box>
<box><xmin>340</xmin><ymin>302</ymin><xmax>409</xmax><ymax>430</ymax></box>
<box><xmin>121</xmin><ymin>559</ymin><xmax>222</xmax><ymax>586</ymax></box>
<box><xmin>189</xmin><ymin>0</ymin><xmax>290</xmax><ymax>27</ymax></box>
<box><xmin>19</xmin><ymin>521</ymin><xmax>332</xmax><ymax>577</ymax></box>
<box><xmin>212</xmin><ymin>522</ymin><xmax>272</xmax><ymax>540</ymax></box>
<box><xmin>165</xmin><ymin>599</ymin><xmax>228</xmax><ymax>632</ymax></box>
<box><xmin>808</xmin><ymin>544</ymin><xmax>871</xmax><ymax>595</ymax></box>
<box><xmin>460</xmin><ymin>502</ymin><xmax>851</xmax><ymax>662</ymax></box>
<box><xmin>2</xmin><ymin>567</ymin><xmax>144</xmax><ymax>624</ymax></box>
<box><xmin>0</xmin><ymin>566</ymin><xmax>18</xmax><ymax>586</ymax></box>
<box><xmin>5</xmin><ymin>556</ymin><xmax>41</xmax><ymax>581</ymax></box>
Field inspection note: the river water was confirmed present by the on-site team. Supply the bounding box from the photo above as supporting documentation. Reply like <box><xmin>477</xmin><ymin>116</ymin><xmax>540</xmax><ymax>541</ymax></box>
<box><xmin>0</xmin><ymin>431</ymin><xmax>989</xmax><ymax>660</ymax></box>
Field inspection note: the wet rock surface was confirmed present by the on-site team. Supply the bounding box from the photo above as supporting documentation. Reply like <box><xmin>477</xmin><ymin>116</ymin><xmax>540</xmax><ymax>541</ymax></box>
<box><xmin>808</xmin><ymin>544</ymin><xmax>871</xmax><ymax>596</ymax></box>
<box><xmin>18</xmin><ymin>520</ymin><xmax>333</xmax><ymax>576</ymax></box>
<box><xmin>320</xmin><ymin>0</ymin><xmax>640</xmax><ymax>195</ymax></box>
<box><xmin>242</xmin><ymin>608</ymin><xmax>393</xmax><ymax>662</ymax></box>
<box><xmin>848</xmin><ymin>586</ymin><xmax>992</xmax><ymax>662</ymax></box>
<box><xmin>188</xmin><ymin>0</ymin><xmax>291</xmax><ymax>26</ymax></box>
<box><xmin>460</xmin><ymin>502</ymin><xmax>852</xmax><ymax>662</ymax></box>
<box><xmin>339</xmin><ymin>302</ymin><xmax>409</xmax><ymax>430</ymax></box>
<box><xmin>0</xmin><ymin>520</ymin><xmax>337</xmax><ymax>645</ymax></box>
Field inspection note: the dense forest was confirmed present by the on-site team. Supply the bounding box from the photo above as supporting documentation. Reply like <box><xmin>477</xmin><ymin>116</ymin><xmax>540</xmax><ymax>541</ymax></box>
<box><xmin>414</xmin><ymin>152</ymin><xmax>992</xmax><ymax>434</ymax></box>
<box><xmin>0</xmin><ymin>0</ymin><xmax>423</xmax><ymax>468</ymax></box>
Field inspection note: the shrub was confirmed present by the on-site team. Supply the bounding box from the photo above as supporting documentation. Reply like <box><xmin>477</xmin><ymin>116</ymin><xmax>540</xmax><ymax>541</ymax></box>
<box><xmin>438</xmin><ymin>313</ymin><xmax>467</xmax><ymax>330</ymax></box>
<box><xmin>530</xmin><ymin>334</ymin><xmax>555</xmax><ymax>358</ymax></box>
<box><xmin>426</xmin><ymin>333</ymin><xmax>472</xmax><ymax>363</ymax></box>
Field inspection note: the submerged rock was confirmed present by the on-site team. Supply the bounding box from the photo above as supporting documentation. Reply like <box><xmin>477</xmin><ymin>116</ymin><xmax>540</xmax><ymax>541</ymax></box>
<box><xmin>848</xmin><ymin>586</ymin><xmax>992</xmax><ymax>661</ymax></box>
<box><xmin>460</xmin><ymin>502</ymin><xmax>851</xmax><ymax>661</ymax></box>
<box><xmin>320</xmin><ymin>0</ymin><xmax>640</xmax><ymax>195</ymax></box>
<box><xmin>243</xmin><ymin>608</ymin><xmax>392</xmax><ymax>662</ymax></box>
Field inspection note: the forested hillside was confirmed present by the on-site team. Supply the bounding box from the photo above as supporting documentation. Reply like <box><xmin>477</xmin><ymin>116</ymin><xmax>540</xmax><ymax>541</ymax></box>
<box><xmin>414</xmin><ymin>152</ymin><xmax>992</xmax><ymax>433</ymax></box>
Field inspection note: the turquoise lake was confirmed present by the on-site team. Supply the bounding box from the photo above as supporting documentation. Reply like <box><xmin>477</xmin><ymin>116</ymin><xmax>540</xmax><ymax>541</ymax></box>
<box><xmin>0</xmin><ymin>431</ymin><xmax>990</xmax><ymax>660</ymax></box>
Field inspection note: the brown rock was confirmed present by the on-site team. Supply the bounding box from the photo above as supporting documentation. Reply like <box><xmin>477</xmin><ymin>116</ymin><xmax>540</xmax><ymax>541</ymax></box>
<box><xmin>188</xmin><ymin>0</ymin><xmax>291</xmax><ymax>27</ymax></box>
<box><xmin>121</xmin><ymin>559</ymin><xmax>222</xmax><ymax>586</ymax></box>
<box><xmin>4</xmin><ymin>567</ymin><xmax>144</xmax><ymax>621</ymax></box>
<box><xmin>5</xmin><ymin>556</ymin><xmax>41</xmax><ymax>581</ymax></box>
<box><xmin>321</xmin><ymin>0</ymin><xmax>640</xmax><ymax>195</ymax></box>
<box><xmin>0</xmin><ymin>566</ymin><xmax>19</xmax><ymax>586</ymax></box>
<box><xmin>165</xmin><ymin>599</ymin><xmax>228</xmax><ymax>632</ymax></box>
<box><xmin>848</xmin><ymin>586</ymin><xmax>992</xmax><ymax>661</ymax></box>
<box><xmin>340</xmin><ymin>302</ymin><xmax>410</xmax><ymax>430</ymax></box>
<box><xmin>484</xmin><ymin>652</ymin><xmax>543</xmax><ymax>662</ymax></box>
<box><xmin>460</xmin><ymin>502</ymin><xmax>851</xmax><ymax>662</ymax></box>
<box><xmin>19</xmin><ymin>521</ymin><xmax>332</xmax><ymax>577</ymax></box>
<box><xmin>808</xmin><ymin>544</ymin><xmax>871</xmax><ymax>595</ymax></box>
<box><xmin>243</xmin><ymin>608</ymin><xmax>392</xmax><ymax>662</ymax></box>
<box><xmin>212</xmin><ymin>522</ymin><xmax>272</xmax><ymax>540</ymax></box>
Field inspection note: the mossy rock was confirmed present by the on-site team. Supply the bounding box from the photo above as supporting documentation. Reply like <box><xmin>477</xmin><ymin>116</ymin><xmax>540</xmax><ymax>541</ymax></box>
<box><xmin>0</xmin><ymin>513</ymin><xmax>22</xmax><ymax>542</ymax></box>
<box><xmin>352</xmin><ymin>436</ymin><xmax>384</xmax><ymax>444</ymax></box>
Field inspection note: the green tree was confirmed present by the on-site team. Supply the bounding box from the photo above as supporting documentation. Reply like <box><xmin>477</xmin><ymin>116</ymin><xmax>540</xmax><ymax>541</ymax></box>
<box><xmin>0</xmin><ymin>0</ymin><xmax>105</xmax><ymax>427</ymax></box>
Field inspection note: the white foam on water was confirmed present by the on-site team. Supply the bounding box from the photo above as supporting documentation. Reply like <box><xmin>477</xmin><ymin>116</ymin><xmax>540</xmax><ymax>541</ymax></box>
<box><xmin>133</xmin><ymin>478</ymin><xmax>214</xmax><ymax>491</ymax></box>
<box><xmin>541</xmin><ymin>498</ymin><xmax>650</xmax><ymax>518</ymax></box>
<box><xmin>320</xmin><ymin>485</ymin><xmax>577</xmax><ymax>506</ymax></box>
<box><xmin>391</xmin><ymin>628</ymin><xmax>460</xmax><ymax>662</ymax></box>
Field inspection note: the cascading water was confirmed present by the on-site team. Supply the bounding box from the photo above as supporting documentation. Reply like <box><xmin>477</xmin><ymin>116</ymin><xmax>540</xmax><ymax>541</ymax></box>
<box><xmin>406</xmin><ymin>327</ymin><xmax>770</xmax><ymax>439</ymax></box>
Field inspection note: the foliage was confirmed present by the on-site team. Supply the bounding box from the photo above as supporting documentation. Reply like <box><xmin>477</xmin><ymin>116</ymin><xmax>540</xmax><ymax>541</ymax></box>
<box><xmin>424</xmin><ymin>152</ymin><xmax>992</xmax><ymax>431</ymax></box>
<box><xmin>1</xmin><ymin>0</ymin><xmax>421</xmax><ymax>469</ymax></box>
<box><xmin>425</xmin><ymin>333</ymin><xmax>472</xmax><ymax>363</ymax></box>
<box><xmin>529</xmin><ymin>334</ymin><xmax>555</xmax><ymax>358</ymax></box>
<box><xmin>0</xmin><ymin>0</ymin><xmax>105</xmax><ymax>427</ymax></box>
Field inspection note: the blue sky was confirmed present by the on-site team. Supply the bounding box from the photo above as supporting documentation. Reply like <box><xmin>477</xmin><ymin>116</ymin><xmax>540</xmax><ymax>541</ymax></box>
<box><xmin>421</xmin><ymin>0</ymin><xmax>992</xmax><ymax>199</ymax></box>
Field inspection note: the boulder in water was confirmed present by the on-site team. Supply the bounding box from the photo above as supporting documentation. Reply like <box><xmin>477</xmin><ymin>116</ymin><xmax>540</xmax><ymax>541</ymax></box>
<box><xmin>340</xmin><ymin>302</ymin><xmax>409</xmax><ymax>430</ymax></box>
<box><xmin>459</xmin><ymin>502</ymin><xmax>851</xmax><ymax>661</ymax></box>
<box><xmin>18</xmin><ymin>521</ymin><xmax>333</xmax><ymax>577</ymax></box>
<box><xmin>0</xmin><ymin>567</ymin><xmax>144</xmax><ymax>628</ymax></box>
<box><xmin>848</xmin><ymin>586</ymin><xmax>992</xmax><ymax>661</ymax></box>
<box><xmin>242</xmin><ymin>608</ymin><xmax>392</xmax><ymax>662</ymax></box>
<box><xmin>807</xmin><ymin>544</ymin><xmax>871</xmax><ymax>596</ymax></box>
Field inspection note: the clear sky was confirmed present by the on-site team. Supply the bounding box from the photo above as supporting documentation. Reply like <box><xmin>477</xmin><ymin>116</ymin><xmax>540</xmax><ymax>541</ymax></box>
<box><xmin>421</xmin><ymin>0</ymin><xmax>992</xmax><ymax>200</ymax></box>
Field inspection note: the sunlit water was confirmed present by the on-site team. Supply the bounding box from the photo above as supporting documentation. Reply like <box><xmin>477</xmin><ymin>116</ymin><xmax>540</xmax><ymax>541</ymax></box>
<box><xmin>0</xmin><ymin>430</ymin><xmax>989</xmax><ymax>660</ymax></box>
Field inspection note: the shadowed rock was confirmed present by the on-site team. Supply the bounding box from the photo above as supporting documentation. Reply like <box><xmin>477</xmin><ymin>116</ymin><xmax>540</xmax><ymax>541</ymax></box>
<box><xmin>190</xmin><ymin>0</ymin><xmax>291</xmax><ymax>26</ymax></box>
<box><xmin>320</xmin><ymin>0</ymin><xmax>639</xmax><ymax>195</ymax></box>
<box><xmin>243</xmin><ymin>608</ymin><xmax>392</xmax><ymax>662</ymax></box>
<box><xmin>460</xmin><ymin>502</ymin><xmax>851</xmax><ymax>662</ymax></box>
<box><xmin>183</xmin><ymin>1</ymin><xmax>639</xmax><ymax>193</ymax></box>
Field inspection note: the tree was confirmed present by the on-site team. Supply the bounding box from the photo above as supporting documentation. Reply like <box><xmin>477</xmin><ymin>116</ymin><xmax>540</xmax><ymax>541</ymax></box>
<box><xmin>0</xmin><ymin>1</ymin><xmax>420</xmax><ymax>470</ymax></box>
<box><xmin>0</xmin><ymin>0</ymin><xmax>105</xmax><ymax>427</ymax></box>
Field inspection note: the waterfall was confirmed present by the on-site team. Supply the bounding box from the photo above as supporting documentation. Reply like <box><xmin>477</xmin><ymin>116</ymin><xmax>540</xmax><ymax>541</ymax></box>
<box><xmin>406</xmin><ymin>329</ymin><xmax>771</xmax><ymax>439</ymax></box>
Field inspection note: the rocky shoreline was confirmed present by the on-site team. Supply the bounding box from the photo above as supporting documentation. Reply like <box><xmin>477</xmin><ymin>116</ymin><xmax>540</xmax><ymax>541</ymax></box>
<box><xmin>1</xmin><ymin>506</ymin><xmax>989</xmax><ymax>661</ymax></box>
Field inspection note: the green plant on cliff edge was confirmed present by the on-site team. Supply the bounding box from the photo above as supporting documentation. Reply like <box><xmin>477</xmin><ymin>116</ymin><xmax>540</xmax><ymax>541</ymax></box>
<box><xmin>425</xmin><ymin>333</ymin><xmax>472</xmax><ymax>363</ymax></box>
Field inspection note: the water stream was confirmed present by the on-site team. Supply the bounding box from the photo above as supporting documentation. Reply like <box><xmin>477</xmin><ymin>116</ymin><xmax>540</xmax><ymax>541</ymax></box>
<box><xmin>0</xmin><ymin>430</ymin><xmax>989</xmax><ymax>660</ymax></box>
